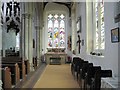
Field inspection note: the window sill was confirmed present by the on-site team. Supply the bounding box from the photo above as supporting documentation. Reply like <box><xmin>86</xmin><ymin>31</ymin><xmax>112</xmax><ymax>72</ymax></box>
<box><xmin>88</xmin><ymin>53</ymin><xmax>104</xmax><ymax>58</ymax></box>
<box><xmin>89</xmin><ymin>51</ymin><xmax>104</xmax><ymax>58</ymax></box>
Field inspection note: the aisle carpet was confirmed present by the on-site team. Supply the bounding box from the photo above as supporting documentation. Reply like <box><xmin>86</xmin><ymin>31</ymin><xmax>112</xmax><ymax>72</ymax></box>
<box><xmin>34</xmin><ymin>64</ymin><xmax>79</xmax><ymax>88</ymax></box>
<box><xmin>33</xmin><ymin>64</ymin><xmax>79</xmax><ymax>88</ymax></box>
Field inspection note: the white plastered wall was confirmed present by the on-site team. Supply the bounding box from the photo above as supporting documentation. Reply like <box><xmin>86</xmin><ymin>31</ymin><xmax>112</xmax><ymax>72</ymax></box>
<box><xmin>76</xmin><ymin>2</ymin><xmax>119</xmax><ymax>77</ymax></box>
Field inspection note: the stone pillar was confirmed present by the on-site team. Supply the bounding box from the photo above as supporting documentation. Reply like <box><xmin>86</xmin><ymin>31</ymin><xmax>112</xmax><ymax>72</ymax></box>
<box><xmin>39</xmin><ymin>27</ymin><xmax>43</xmax><ymax>64</ymax></box>
<box><xmin>35</xmin><ymin>26</ymin><xmax>40</xmax><ymax>65</ymax></box>
<box><xmin>23</xmin><ymin>3</ymin><xmax>29</xmax><ymax>60</ymax></box>
<box><xmin>0</xmin><ymin>0</ymin><xmax>2</xmax><ymax>81</ymax></box>
<box><xmin>21</xmin><ymin>3</ymin><xmax>25</xmax><ymax>59</ymax></box>
<box><xmin>0</xmin><ymin>0</ymin><xmax>2</xmax><ymax>70</ymax></box>
<box><xmin>28</xmin><ymin>15</ymin><xmax>33</xmax><ymax>71</ymax></box>
<box><xmin>71</xmin><ymin>8</ymin><xmax>77</xmax><ymax>52</ymax></box>
<box><xmin>22</xmin><ymin>3</ymin><xmax>34</xmax><ymax>71</ymax></box>
<box><xmin>118</xmin><ymin>22</ymin><xmax>120</xmax><ymax>80</ymax></box>
<box><xmin>21</xmin><ymin>3</ymin><xmax>34</xmax><ymax>71</ymax></box>
<box><xmin>28</xmin><ymin>3</ymin><xmax>34</xmax><ymax>71</ymax></box>
<box><xmin>39</xmin><ymin>2</ymin><xmax>43</xmax><ymax>64</ymax></box>
<box><xmin>0</xmin><ymin>1</ymin><xmax>2</xmax><ymax>58</ymax></box>
<box><xmin>24</xmin><ymin>13</ymin><xmax>29</xmax><ymax>60</ymax></box>
<box><xmin>2</xmin><ymin>2</ymin><xmax>7</xmax><ymax>57</ymax></box>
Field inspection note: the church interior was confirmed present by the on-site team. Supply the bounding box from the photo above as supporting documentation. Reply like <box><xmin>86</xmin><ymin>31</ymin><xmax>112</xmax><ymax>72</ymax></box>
<box><xmin>0</xmin><ymin>0</ymin><xmax>120</xmax><ymax>89</ymax></box>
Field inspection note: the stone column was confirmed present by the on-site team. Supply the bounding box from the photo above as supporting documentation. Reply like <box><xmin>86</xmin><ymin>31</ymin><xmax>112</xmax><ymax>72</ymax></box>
<box><xmin>2</xmin><ymin>2</ymin><xmax>7</xmax><ymax>57</ymax></box>
<box><xmin>0</xmin><ymin>0</ymin><xmax>2</xmax><ymax>82</ymax></box>
<box><xmin>39</xmin><ymin>27</ymin><xmax>43</xmax><ymax>64</ymax></box>
<box><xmin>22</xmin><ymin>3</ymin><xmax>29</xmax><ymax>61</ymax></box>
<box><xmin>71</xmin><ymin>8</ymin><xmax>77</xmax><ymax>52</ymax></box>
<box><xmin>118</xmin><ymin>22</ymin><xmax>120</xmax><ymax>80</ymax></box>
<box><xmin>21</xmin><ymin>18</ymin><xmax>25</xmax><ymax>59</ymax></box>
<box><xmin>28</xmin><ymin>3</ymin><xmax>34</xmax><ymax>71</ymax></box>
<box><xmin>0</xmin><ymin>1</ymin><xmax>2</xmax><ymax>69</ymax></box>
<box><xmin>23</xmin><ymin>13</ymin><xmax>29</xmax><ymax>60</ymax></box>
<box><xmin>21</xmin><ymin>3</ymin><xmax>25</xmax><ymax>59</ymax></box>
<box><xmin>0</xmin><ymin>1</ymin><xmax>2</xmax><ymax>58</ymax></box>
<box><xmin>39</xmin><ymin>2</ymin><xmax>43</xmax><ymax>64</ymax></box>
<box><xmin>35</xmin><ymin>26</ymin><xmax>40</xmax><ymax>65</ymax></box>
<box><xmin>28</xmin><ymin>15</ymin><xmax>34</xmax><ymax>71</ymax></box>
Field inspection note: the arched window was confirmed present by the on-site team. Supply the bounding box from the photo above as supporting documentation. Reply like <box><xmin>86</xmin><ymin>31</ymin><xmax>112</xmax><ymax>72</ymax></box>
<box><xmin>16</xmin><ymin>33</ymin><xmax>20</xmax><ymax>51</ymax></box>
<box><xmin>95</xmin><ymin>0</ymin><xmax>105</xmax><ymax>50</ymax></box>
<box><xmin>48</xmin><ymin>14</ymin><xmax>65</xmax><ymax>48</ymax></box>
<box><xmin>86</xmin><ymin>0</ymin><xmax>105</xmax><ymax>55</ymax></box>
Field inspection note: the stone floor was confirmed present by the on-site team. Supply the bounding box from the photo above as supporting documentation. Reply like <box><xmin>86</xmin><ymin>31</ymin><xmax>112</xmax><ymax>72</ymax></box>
<box><xmin>15</xmin><ymin>63</ymin><xmax>46</xmax><ymax>88</ymax></box>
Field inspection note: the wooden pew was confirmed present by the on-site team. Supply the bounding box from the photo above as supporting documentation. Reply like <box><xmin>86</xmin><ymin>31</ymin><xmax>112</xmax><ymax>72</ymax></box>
<box><xmin>2</xmin><ymin>57</ymin><xmax>30</xmax><ymax>75</ymax></box>
<box><xmin>2</xmin><ymin>61</ymin><xmax>25</xmax><ymax>80</ymax></box>
<box><xmin>24</xmin><ymin>60</ymin><xmax>30</xmax><ymax>74</ymax></box>
<box><xmin>33</xmin><ymin>57</ymin><xmax>37</xmax><ymax>69</ymax></box>
<box><xmin>80</xmin><ymin>63</ymin><xmax>93</xmax><ymax>89</ymax></box>
<box><xmin>1</xmin><ymin>63</ymin><xmax>20</xmax><ymax>85</ymax></box>
<box><xmin>71</xmin><ymin>57</ymin><xmax>81</xmax><ymax>77</ymax></box>
<box><xmin>77</xmin><ymin>61</ymin><xmax>88</xmax><ymax>87</ymax></box>
<box><xmin>1</xmin><ymin>67</ymin><xmax>12</xmax><ymax>88</ymax></box>
<box><xmin>2</xmin><ymin>57</ymin><xmax>30</xmax><ymax>78</ymax></box>
<box><xmin>83</xmin><ymin>66</ymin><xmax>101</xmax><ymax>90</ymax></box>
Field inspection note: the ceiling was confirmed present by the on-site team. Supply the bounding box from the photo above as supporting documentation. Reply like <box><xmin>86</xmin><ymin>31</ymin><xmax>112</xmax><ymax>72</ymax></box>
<box><xmin>43</xmin><ymin>2</ymin><xmax>73</xmax><ymax>17</ymax></box>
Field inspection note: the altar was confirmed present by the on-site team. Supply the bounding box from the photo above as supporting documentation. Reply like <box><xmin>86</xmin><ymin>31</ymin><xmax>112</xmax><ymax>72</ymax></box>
<box><xmin>45</xmin><ymin>48</ymin><xmax>67</xmax><ymax>64</ymax></box>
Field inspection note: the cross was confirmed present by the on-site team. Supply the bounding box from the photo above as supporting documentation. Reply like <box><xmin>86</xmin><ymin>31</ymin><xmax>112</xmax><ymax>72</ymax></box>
<box><xmin>9</xmin><ymin>0</ymin><xmax>15</xmax><ymax>16</ymax></box>
<box><xmin>77</xmin><ymin>35</ymin><xmax>81</xmax><ymax>54</ymax></box>
<box><xmin>12</xmin><ymin>0</ymin><xmax>15</xmax><ymax>16</ymax></box>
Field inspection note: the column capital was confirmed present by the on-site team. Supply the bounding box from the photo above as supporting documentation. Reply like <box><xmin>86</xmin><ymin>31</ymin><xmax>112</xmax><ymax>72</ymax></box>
<box><xmin>35</xmin><ymin>25</ymin><xmax>42</xmax><ymax>30</ymax></box>
<box><xmin>22</xmin><ymin>13</ymin><xmax>32</xmax><ymax>19</ymax></box>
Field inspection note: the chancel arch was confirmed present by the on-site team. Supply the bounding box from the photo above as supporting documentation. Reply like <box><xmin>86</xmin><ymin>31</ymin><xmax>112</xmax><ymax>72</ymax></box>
<box><xmin>44</xmin><ymin>2</ymin><xmax>70</xmax><ymax>53</ymax></box>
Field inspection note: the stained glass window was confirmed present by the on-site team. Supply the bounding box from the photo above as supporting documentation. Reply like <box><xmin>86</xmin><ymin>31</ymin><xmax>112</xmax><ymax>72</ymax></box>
<box><xmin>95</xmin><ymin>0</ymin><xmax>105</xmax><ymax>50</ymax></box>
<box><xmin>100</xmin><ymin>0</ymin><xmax>105</xmax><ymax>49</ymax></box>
<box><xmin>95</xmin><ymin>1</ymin><xmax>99</xmax><ymax>49</ymax></box>
<box><xmin>48</xmin><ymin>14</ymin><xmax>65</xmax><ymax>48</ymax></box>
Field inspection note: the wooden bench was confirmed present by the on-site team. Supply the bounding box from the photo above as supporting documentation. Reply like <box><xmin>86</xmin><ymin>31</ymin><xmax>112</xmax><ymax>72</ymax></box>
<box><xmin>2</xmin><ymin>60</ymin><xmax>26</xmax><ymax>80</ymax></box>
<box><xmin>2</xmin><ymin>61</ymin><xmax>26</xmax><ymax>79</ymax></box>
<box><xmin>33</xmin><ymin>57</ymin><xmax>37</xmax><ymax>69</ymax></box>
<box><xmin>84</xmin><ymin>67</ymin><xmax>112</xmax><ymax>90</ymax></box>
<box><xmin>1</xmin><ymin>63</ymin><xmax>20</xmax><ymax>85</ymax></box>
<box><xmin>1</xmin><ymin>67</ymin><xmax>12</xmax><ymax>88</ymax></box>
<box><xmin>2</xmin><ymin>57</ymin><xmax>30</xmax><ymax>77</ymax></box>
<box><xmin>24</xmin><ymin>60</ymin><xmax>30</xmax><ymax>74</ymax></box>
